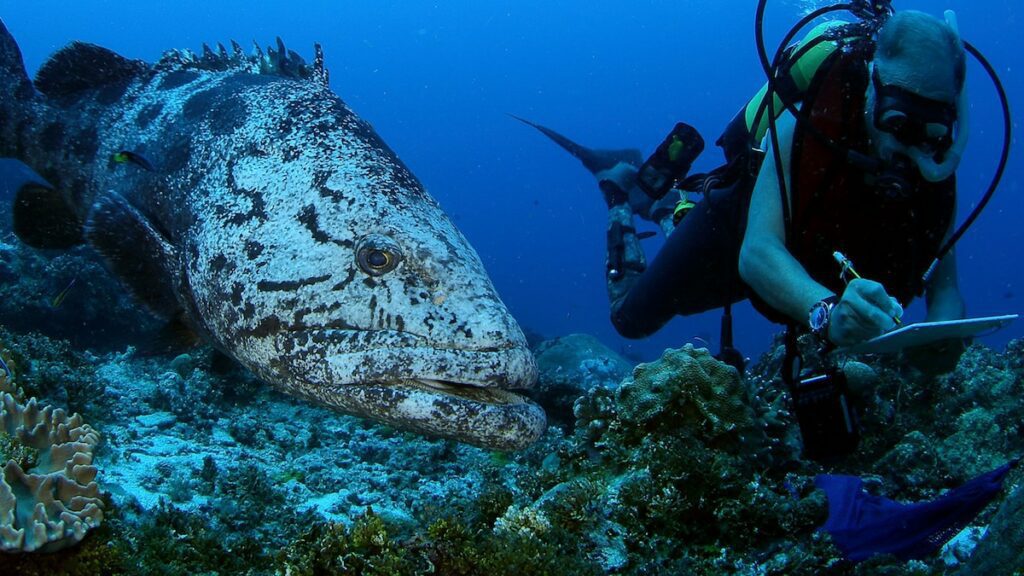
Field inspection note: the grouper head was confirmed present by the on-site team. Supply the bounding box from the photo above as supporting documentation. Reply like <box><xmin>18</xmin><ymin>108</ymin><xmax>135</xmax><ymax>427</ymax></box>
<box><xmin>174</xmin><ymin>70</ymin><xmax>545</xmax><ymax>450</ymax></box>
<box><xmin>0</xmin><ymin>25</ymin><xmax>545</xmax><ymax>450</ymax></box>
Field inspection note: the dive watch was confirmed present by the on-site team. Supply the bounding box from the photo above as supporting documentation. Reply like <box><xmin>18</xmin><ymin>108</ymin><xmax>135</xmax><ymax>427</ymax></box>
<box><xmin>808</xmin><ymin>295</ymin><xmax>840</xmax><ymax>342</ymax></box>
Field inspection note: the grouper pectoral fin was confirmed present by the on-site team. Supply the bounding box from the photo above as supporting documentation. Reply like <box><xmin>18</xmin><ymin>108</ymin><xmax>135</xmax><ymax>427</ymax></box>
<box><xmin>508</xmin><ymin>114</ymin><xmax>644</xmax><ymax>175</ymax></box>
<box><xmin>84</xmin><ymin>192</ymin><xmax>183</xmax><ymax>319</ymax></box>
<box><xmin>5</xmin><ymin>159</ymin><xmax>84</xmax><ymax>248</ymax></box>
<box><xmin>0</xmin><ymin>158</ymin><xmax>50</xmax><ymax>195</ymax></box>
<box><xmin>12</xmin><ymin>177</ymin><xmax>84</xmax><ymax>249</ymax></box>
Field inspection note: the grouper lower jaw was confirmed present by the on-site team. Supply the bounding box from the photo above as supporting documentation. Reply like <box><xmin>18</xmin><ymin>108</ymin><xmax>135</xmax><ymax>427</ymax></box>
<box><xmin>316</xmin><ymin>381</ymin><xmax>547</xmax><ymax>452</ymax></box>
<box><xmin>256</xmin><ymin>329</ymin><xmax>546</xmax><ymax>450</ymax></box>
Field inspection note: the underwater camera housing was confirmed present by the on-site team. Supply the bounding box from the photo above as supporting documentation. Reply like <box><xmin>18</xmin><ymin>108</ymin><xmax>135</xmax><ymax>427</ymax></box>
<box><xmin>636</xmin><ymin>122</ymin><xmax>705</xmax><ymax>200</ymax></box>
<box><xmin>791</xmin><ymin>368</ymin><xmax>860</xmax><ymax>461</ymax></box>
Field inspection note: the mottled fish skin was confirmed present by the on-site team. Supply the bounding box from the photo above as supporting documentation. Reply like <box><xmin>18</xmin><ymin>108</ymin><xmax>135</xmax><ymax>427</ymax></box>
<box><xmin>0</xmin><ymin>24</ymin><xmax>545</xmax><ymax>450</ymax></box>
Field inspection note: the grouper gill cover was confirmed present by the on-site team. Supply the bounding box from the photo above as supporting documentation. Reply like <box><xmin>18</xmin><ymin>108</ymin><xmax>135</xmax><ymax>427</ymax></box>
<box><xmin>0</xmin><ymin>21</ymin><xmax>545</xmax><ymax>451</ymax></box>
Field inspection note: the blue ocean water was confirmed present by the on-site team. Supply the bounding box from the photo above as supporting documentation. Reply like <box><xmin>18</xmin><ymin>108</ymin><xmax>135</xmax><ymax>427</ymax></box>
<box><xmin>1</xmin><ymin>0</ymin><xmax>1019</xmax><ymax>361</ymax></box>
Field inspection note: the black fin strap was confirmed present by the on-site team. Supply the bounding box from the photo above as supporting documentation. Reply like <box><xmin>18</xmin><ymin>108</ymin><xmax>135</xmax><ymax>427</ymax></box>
<box><xmin>599</xmin><ymin>179</ymin><xmax>629</xmax><ymax>208</ymax></box>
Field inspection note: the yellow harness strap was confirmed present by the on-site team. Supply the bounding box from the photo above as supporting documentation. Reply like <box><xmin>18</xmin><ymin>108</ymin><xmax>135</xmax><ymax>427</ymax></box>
<box><xmin>743</xmin><ymin>22</ymin><xmax>844</xmax><ymax>144</ymax></box>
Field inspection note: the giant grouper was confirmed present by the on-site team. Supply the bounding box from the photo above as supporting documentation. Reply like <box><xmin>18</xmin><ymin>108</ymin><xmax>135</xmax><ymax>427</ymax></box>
<box><xmin>0</xmin><ymin>20</ymin><xmax>546</xmax><ymax>451</ymax></box>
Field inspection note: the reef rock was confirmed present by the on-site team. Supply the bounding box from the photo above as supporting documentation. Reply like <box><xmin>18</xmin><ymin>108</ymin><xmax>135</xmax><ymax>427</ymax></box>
<box><xmin>554</xmin><ymin>345</ymin><xmax>810</xmax><ymax>572</ymax></box>
<box><xmin>533</xmin><ymin>334</ymin><xmax>633</xmax><ymax>427</ymax></box>
<box><xmin>960</xmin><ymin>482</ymin><xmax>1024</xmax><ymax>575</ymax></box>
<box><xmin>0</xmin><ymin>374</ymin><xmax>103</xmax><ymax>553</ymax></box>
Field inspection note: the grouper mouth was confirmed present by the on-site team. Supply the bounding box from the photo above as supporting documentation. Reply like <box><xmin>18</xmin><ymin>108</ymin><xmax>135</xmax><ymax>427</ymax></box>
<box><xmin>271</xmin><ymin>328</ymin><xmax>547</xmax><ymax>451</ymax></box>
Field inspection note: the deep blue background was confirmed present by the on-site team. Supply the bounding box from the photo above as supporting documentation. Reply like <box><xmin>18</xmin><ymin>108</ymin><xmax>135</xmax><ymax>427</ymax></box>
<box><xmin>1</xmin><ymin>1</ymin><xmax>1019</xmax><ymax>361</ymax></box>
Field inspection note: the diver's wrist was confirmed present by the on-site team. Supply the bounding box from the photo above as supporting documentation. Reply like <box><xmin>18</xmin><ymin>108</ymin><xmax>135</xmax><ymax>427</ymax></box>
<box><xmin>808</xmin><ymin>295</ymin><xmax>840</xmax><ymax>344</ymax></box>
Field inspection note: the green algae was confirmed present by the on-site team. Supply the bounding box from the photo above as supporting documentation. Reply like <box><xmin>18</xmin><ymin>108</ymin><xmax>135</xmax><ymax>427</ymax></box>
<box><xmin>276</xmin><ymin>509</ymin><xmax>602</xmax><ymax>576</ymax></box>
<box><xmin>0</xmin><ymin>430</ymin><xmax>38</xmax><ymax>471</ymax></box>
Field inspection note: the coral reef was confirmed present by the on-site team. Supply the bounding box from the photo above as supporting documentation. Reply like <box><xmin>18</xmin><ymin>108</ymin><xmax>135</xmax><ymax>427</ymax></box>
<box><xmin>510</xmin><ymin>341</ymin><xmax>1023</xmax><ymax>574</ymax></box>
<box><xmin>961</xmin><ymin>481</ymin><xmax>1024</xmax><ymax>576</ymax></box>
<box><xmin>0</xmin><ymin>323</ymin><xmax>1021</xmax><ymax>574</ymax></box>
<box><xmin>0</xmin><ymin>328</ymin><xmax>106</xmax><ymax>422</ymax></box>
<box><xmin>545</xmin><ymin>345</ymin><xmax>825</xmax><ymax>572</ymax></box>
<box><xmin>0</xmin><ymin>373</ymin><xmax>103</xmax><ymax>552</ymax></box>
<box><xmin>613</xmin><ymin>345</ymin><xmax>756</xmax><ymax>444</ymax></box>
<box><xmin>0</xmin><ymin>240</ymin><xmax>158</xmax><ymax>353</ymax></box>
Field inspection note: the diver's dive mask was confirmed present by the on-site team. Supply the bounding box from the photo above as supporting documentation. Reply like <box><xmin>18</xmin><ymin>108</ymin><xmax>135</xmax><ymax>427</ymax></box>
<box><xmin>868</xmin><ymin>10</ymin><xmax>971</xmax><ymax>184</ymax></box>
<box><xmin>871</xmin><ymin>67</ymin><xmax>957</xmax><ymax>157</ymax></box>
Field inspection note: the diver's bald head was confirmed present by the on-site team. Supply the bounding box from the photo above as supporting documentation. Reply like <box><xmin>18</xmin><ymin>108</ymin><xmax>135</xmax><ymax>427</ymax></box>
<box><xmin>875</xmin><ymin>10</ymin><xmax>965</xmax><ymax>103</ymax></box>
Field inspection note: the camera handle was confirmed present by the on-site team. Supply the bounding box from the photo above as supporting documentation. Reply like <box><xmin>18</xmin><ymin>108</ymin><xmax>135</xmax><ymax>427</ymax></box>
<box><xmin>782</xmin><ymin>327</ymin><xmax>861</xmax><ymax>461</ymax></box>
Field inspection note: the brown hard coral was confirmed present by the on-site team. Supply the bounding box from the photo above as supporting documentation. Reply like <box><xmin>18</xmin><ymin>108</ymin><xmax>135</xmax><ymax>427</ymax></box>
<box><xmin>0</xmin><ymin>373</ymin><xmax>103</xmax><ymax>553</ymax></box>
<box><xmin>615</xmin><ymin>344</ymin><xmax>756</xmax><ymax>448</ymax></box>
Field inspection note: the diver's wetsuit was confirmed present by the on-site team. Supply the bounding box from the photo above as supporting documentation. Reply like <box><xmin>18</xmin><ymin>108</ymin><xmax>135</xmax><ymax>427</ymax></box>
<box><xmin>610</xmin><ymin>174</ymin><xmax>754</xmax><ymax>339</ymax></box>
<box><xmin>607</xmin><ymin>34</ymin><xmax>954</xmax><ymax>339</ymax></box>
<box><xmin>603</xmin><ymin>23</ymin><xmax>846</xmax><ymax>339</ymax></box>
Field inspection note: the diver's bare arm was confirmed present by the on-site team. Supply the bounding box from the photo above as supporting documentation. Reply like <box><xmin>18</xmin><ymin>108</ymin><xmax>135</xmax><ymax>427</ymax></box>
<box><xmin>923</xmin><ymin>224</ymin><xmax>965</xmax><ymax>322</ymax></box>
<box><xmin>738</xmin><ymin>115</ymin><xmax>833</xmax><ymax>327</ymax></box>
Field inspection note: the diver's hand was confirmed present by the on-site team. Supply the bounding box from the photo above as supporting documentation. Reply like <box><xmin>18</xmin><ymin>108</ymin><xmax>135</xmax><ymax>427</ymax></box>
<box><xmin>903</xmin><ymin>338</ymin><xmax>968</xmax><ymax>376</ymax></box>
<box><xmin>827</xmin><ymin>279</ymin><xmax>903</xmax><ymax>347</ymax></box>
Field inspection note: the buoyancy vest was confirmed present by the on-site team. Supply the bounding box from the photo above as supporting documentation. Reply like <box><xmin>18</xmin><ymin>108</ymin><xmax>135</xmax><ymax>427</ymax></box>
<box><xmin>788</xmin><ymin>49</ymin><xmax>956</xmax><ymax>308</ymax></box>
<box><xmin>717</xmin><ymin>22</ymin><xmax>844</xmax><ymax>169</ymax></box>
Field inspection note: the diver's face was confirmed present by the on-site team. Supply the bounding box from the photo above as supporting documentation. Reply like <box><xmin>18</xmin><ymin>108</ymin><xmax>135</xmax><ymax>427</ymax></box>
<box><xmin>872</xmin><ymin>67</ymin><xmax>956</xmax><ymax>153</ymax></box>
<box><xmin>866</xmin><ymin>63</ymin><xmax>959</xmax><ymax>177</ymax></box>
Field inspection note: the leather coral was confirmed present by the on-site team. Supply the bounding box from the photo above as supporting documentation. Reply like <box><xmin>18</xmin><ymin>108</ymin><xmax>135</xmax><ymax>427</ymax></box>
<box><xmin>0</xmin><ymin>372</ymin><xmax>103</xmax><ymax>552</ymax></box>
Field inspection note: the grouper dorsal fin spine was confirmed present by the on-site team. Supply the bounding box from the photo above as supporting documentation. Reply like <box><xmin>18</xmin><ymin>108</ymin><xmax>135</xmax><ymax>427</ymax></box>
<box><xmin>153</xmin><ymin>37</ymin><xmax>327</xmax><ymax>85</ymax></box>
<box><xmin>34</xmin><ymin>42</ymin><xmax>149</xmax><ymax>98</ymax></box>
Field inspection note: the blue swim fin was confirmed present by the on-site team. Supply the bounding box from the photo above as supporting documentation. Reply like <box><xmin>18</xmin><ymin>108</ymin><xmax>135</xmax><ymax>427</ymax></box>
<box><xmin>816</xmin><ymin>458</ymin><xmax>1019</xmax><ymax>562</ymax></box>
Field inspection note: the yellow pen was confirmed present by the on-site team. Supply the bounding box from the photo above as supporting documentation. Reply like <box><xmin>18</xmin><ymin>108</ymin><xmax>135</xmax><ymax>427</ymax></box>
<box><xmin>832</xmin><ymin>251</ymin><xmax>902</xmax><ymax>326</ymax></box>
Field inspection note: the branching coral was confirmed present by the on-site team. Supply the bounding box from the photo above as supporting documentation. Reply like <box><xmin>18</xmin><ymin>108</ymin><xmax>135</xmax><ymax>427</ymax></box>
<box><xmin>0</xmin><ymin>374</ymin><xmax>103</xmax><ymax>553</ymax></box>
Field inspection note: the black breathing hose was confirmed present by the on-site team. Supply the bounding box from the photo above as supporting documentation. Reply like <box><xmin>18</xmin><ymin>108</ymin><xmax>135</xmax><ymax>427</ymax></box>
<box><xmin>922</xmin><ymin>41</ymin><xmax>1012</xmax><ymax>285</ymax></box>
<box><xmin>753</xmin><ymin>0</ymin><xmax>1012</xmax><ymax>286</ymax></box>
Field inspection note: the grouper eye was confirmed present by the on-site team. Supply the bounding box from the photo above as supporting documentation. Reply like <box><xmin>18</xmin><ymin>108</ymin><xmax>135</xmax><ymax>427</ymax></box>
<box><xmin>356</xmin><ymin>235</ymin><xmax>401</xmax><ymax>276</ymax></box>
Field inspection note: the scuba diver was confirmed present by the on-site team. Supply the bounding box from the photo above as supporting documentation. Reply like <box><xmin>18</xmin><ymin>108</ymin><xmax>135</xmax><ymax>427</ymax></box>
<box><xmin>519</xmin><ymin>6</ymin><xmax>1020</xmax><ymax>556</ymax></box>
<box><xmin>609</xmin><ymin>8</ymin><xmax>968</xmax><ymax>357</ymax></box>
<box><xmin>522</xmin><ymin>8</ymin><xmax>970</xmax><ymax>363</ymax></box>
<box><xmin>518</xmin><ymin>2</ymin><xmax>1012</xmax><ymax>461</ymax></box>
